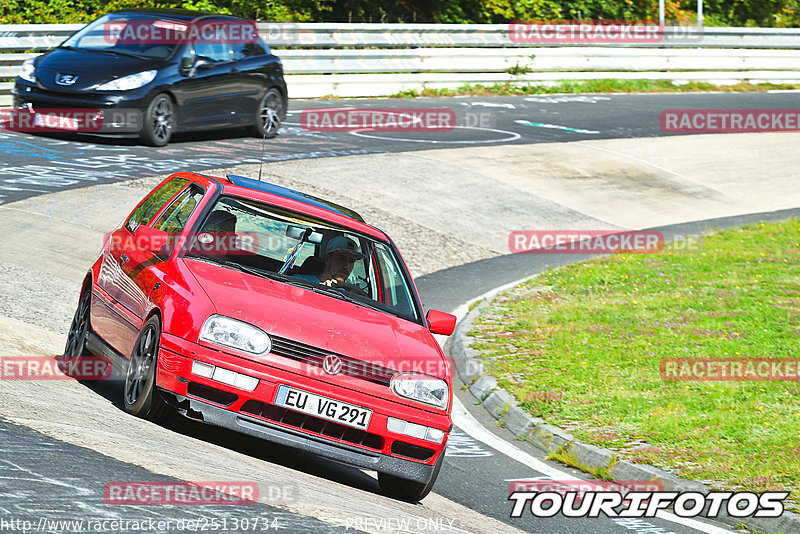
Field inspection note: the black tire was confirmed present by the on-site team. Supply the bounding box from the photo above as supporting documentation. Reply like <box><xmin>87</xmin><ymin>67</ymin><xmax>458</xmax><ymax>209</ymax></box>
<box><xmin>64</xmin><ymin>284</ymin><xmax>91</xmax><ymax>360</ymax></box>
<box><xmin>378</xmin><ymin>449</ymin><xmax>445</xmax><ymax>502</ymax></box>
<box><xmin>140</xmin><ymin>93</ymin><xmax>175</xmax><ymax>147</ymax></box>
<box><xmin>247</xmin><ymin>87</ymin><xmax>284</xmax><ymax>139</ymax></box>
<box><xmin>124</xmin><ymin>316</ymin><xmax>172</xmax><ymax>423</ymax></box>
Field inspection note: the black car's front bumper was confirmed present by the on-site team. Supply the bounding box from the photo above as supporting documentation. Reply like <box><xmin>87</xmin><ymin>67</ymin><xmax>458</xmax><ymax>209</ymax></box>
<box><xmin>160</xmin><ymin>390</ymin><xmax>438</xmax><ymax>485</ymax></box>
<box><xmin>11</xmin><ymin>80</ymin><xmax>152</xmax><ymax>134</ymax></box>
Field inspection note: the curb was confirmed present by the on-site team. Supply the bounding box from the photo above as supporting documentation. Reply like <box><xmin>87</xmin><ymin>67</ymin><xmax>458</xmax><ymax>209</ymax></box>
<box><xmin>447</xmin><ymin>295</ymin><xmax>800</xmax><ymax>534</ymax></box>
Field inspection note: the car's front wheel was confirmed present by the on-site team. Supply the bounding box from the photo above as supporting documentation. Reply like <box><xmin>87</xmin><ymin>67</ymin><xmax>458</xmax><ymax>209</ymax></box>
<box><xmin>247</xmin><ymin>88</ymin><xmax>284</xmax><ymax>139</ymax></box>
<box><xmin>378</xmin><ymin>450</ymin><xmax>445</xmax><ymax>502</ymax></box>
<box><xmin>64</xmin><ymin>284</ymin><xmax>91</xmax><ymax>360</ymax></box>
<box><xmin>140</xmin><ymin>93</ymin><xmax>175</xmax><ymax>147</ymax></box>
<box><xmin>124</xmin><ymin>316</ymin><xmax>172</xmax><ymax>422</ymax></box>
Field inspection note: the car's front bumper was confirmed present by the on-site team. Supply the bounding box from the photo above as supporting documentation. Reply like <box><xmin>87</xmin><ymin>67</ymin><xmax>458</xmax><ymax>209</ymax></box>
<box><xmin>160</xmin><ymin>391</ymin><xmax>437</xmax><ymax>484</ymax></box>
<box><xmin>11</xmin><ymin>79</ymin><xmax>152</xmax><ymax>134</ymax></box>
<box><xmin>156</xmin><ymin>332</ymin><xmax>451</xmax><ymax>484</ymax></box>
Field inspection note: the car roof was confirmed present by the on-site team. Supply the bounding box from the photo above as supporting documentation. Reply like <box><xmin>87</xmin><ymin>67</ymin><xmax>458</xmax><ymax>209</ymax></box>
<box><xmin>110</xmin><ymin>8</ymin><xmax>246</xmax><ymax>21</ymax></box>
<box><xmin>195</xmin><ymin>173</ymin><xmax>387</xmax><ymax>241</ymax></box>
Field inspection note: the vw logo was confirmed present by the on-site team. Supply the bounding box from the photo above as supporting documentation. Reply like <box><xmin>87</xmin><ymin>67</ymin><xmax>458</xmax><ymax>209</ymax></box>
<box><xmin>55</xmin><ymin>73</ymin><xmax>79</xmax><ymax>86</ymax></box>
<box><xmin>322</xmin><ymin>355</ymin><xmax>343</xmax><ymax>375</ymax></box>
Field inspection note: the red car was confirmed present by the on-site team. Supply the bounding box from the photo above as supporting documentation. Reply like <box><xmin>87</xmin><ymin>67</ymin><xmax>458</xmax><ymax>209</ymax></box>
<box><xmin>64</xmin><ymin>171</ymin><xmax>456</xmax><ymax>501</ymax></box>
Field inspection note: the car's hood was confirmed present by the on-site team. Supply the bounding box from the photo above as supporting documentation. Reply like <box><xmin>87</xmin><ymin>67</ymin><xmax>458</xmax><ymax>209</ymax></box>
<box><xmin>182</xmin><ymin>258</ymin><xmax>448</xmax><ymax>379</ymax></box>
<box><xmin>34</xmin><ymin>48</ymin><xmax>158</xmax><ymax>91</ymax></box>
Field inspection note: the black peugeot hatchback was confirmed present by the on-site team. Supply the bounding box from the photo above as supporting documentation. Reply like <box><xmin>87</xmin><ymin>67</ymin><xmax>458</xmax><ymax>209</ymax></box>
<box><xmin>12</xmin><ymin>9</ymin><xmax>287</xmax><ymax>146</ymax></box>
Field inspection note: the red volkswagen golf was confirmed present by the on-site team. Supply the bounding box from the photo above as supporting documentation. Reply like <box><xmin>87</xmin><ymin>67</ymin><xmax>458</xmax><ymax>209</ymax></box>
<box><xmin>64</xmin><ymin>172</ymin><xmax>456</xmax><ymax>501</ymax></box>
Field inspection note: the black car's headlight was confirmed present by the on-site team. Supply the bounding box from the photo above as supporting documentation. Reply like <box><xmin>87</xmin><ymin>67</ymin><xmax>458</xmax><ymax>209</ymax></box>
<box><xmin>390</xmin><ymin>372</ymin><xmax>449</xmax><ymax>409</ymax></box>
<box><xmin>199</xmin><ymin>315</ymin><xmax>271</xmax><ymax>355</ymax></box>
<box><xmin>96</xmin><ymin>70</ymin><xmax>157</xmax><ymax>91</ymax></box>
<box><xmin>19</xmin><ymin>58</ymin><xmax>36</xmax><ymax>83</ymax></box>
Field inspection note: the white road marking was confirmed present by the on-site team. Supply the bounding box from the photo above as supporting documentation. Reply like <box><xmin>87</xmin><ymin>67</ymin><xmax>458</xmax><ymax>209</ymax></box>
<box><xmin>349</xmin><ymin>126</ymin><xmax>522</xmax><ymax>144</ymax></box>
<box><xmin>465</xmin><ymin>102</ymin><xmax>516</xmax><ymax>109</ymax></box>
<box><xmin>524</xmin><ymin>96</ymin><xmax>611</xmax><ymax>104</ymax></box>
<box><xmin>515</xmin><ymin>119</ymin><xmax>600</xmax><ymax>134</ymax></box>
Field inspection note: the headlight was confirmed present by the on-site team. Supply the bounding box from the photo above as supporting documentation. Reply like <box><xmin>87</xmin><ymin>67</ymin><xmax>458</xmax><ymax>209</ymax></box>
<box><xmin>390</xmin><ymin>373</ymin><xmax>449</xmax><ymax>409</ymax></box>
<box><xmin>19</xmin><ymin>58</ymin><xmax>36</xmax><ymax>82</ymax></box>
<box><xmin>199</xmin><ymin>315</ymin><xmax>271</xmax><ymax>355</ymax></box>
<box><xmin>96</xmin><ymin>70</ymin><xmax>157</xmax><ymax>91</ymax></box>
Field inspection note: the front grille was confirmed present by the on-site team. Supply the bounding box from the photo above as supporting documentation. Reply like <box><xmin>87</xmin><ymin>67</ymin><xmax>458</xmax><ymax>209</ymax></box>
<box><xmin>270</xmin><ymin>335</ymin><xmax>397</xmax><ymax>387</ymax></box>
<box><xmin>240</xmin><ymin>400</ymin><xmax>384</xmax><ymax>450</ymax></box>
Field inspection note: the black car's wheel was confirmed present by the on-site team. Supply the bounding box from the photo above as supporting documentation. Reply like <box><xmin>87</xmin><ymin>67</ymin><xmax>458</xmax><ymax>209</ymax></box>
<box><xmin>140</xmin><ymin>93</ymin><xmax>175</xmax><ymax>147</ymax></box>
<box><xmin>124</xmin><ymin>316</ymin><xmax>172</xmax><ymax>422</ymax></box>
<box><xmin>378</xmin><ymin>450</ymin><xmax>445</xmax><ymax>502</ymax></box>
<box><xmin>247</xmin><ymin>88</ymin><xmax>284</xmax><ymax>139</ymax></box>
<box><xmin>64</xmin><ymin>284</ymin><xmax>91</xmax><ymax>360</ymax></box>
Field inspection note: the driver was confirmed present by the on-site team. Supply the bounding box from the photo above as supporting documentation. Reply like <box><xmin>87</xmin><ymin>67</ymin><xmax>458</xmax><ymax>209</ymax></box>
<box><xmin>295</xmin><ymin>236</ymin><xmax>365</xmax><ymax>286</ymax></box>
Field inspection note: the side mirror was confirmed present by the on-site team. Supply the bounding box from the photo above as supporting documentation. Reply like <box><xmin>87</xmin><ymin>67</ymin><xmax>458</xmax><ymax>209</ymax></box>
<box><xmin>183</xmin><ymin>57</ymin><xmax>213</xmax><ymax>77</ymax></box>
<box><xmin>134</xmin><ymin>225</ymin><xmax>170</xmax><ymax>254</ymax></box>
<box><xmin>427</xmin><ymin>309</ymin><xmax>456</xmax><ymax>336</ymax></box>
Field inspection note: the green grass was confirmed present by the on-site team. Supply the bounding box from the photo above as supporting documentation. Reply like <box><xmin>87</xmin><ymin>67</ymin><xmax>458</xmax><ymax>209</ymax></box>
<box><xmin>470</xmin><ymin>220</ymin><xmax>800</xmax><ymax>511</ymax></box>
<box><xmin>390</xmin><ymin>79</ymin><xmax>800</xmax><ymax>98</ymax></box>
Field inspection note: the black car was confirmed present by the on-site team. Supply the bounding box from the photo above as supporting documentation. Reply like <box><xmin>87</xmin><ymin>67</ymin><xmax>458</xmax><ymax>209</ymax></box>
<box><xmin>12</xmin><ymin>9</ymin><xmax>288</xmax><ymax>146</ymax></box>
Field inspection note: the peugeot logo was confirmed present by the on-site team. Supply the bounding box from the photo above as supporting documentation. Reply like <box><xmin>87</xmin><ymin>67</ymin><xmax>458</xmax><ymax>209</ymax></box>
<box><xmin>322</xmin><ymin>355</ymin><xmax>343</xmax><ymax>375</ymax></box>
<box><xmin>55</xmin><ymin>73</ymin><xmax>79</xmax><ymax>86</ymax></box>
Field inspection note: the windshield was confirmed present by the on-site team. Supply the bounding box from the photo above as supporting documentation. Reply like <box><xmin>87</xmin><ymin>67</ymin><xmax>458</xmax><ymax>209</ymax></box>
<box><xmin>61</xmin><ymin>13</ymin><xmax>187</xmax><ymax>60</ymax></box>
<box><xmin>182</xmin><ymin>196</ymin><xmax>421</xmax><ymax>323</ymax></box>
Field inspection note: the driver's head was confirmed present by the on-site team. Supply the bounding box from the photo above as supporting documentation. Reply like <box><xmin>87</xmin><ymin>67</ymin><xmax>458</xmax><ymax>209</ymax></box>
<box><xmin>323</xmin><ymin>236</ymin><xmax>365</xmax><ymax>283</ymax></box>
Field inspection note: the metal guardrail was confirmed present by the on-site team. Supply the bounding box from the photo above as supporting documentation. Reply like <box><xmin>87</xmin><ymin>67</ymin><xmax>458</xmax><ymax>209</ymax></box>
<box><xmin>1</xmin><ymin>23</ymin><xmax>800</xmax><ymax>100</ymax></box>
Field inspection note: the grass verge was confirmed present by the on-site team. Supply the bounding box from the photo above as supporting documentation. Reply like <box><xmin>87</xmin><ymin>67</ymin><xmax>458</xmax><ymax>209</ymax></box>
<box><xmin>469</xmin><ymin>219</ymin><xmax>800</xmax><ymax>511</ymax></box>
<box><xmin>390</xmin><ymin>79</ymin><xmax>800</xmax><ymax>98</ymax></box>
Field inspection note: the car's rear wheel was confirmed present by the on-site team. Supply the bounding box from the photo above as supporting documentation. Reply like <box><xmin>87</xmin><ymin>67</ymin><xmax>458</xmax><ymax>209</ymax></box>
<box><xmin>124</xmin><ymin>316</ymin><xmax>172</xmax><ymax>422</ymax></box>
<box><xmin>64</xmin><ymin>284</ymin><xmax>91</xmax><ymax>360</ymax></box>
<box><xmin>140</xmin><ymin>93</ymin><xmax>175</xmax><ymax>147</ymax></box>
<box><xmin>378</xmin><ymin>449</ymin><xmax>445</xmax><ymax>502</ymax></box>
<box><xmin>247</xmin><ymin>88</ymin><xmax>284</xmax><ymax>139</ymax></box>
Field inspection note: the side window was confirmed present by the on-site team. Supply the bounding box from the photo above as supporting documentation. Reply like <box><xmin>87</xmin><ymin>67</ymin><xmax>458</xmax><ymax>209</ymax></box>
<box><xmin>125</xmin><ymin>177</ymin><xmax>189</xmax><ymax>233</ymax></box>
<box><xmin>152</xmin><ymin>185</ymin><xmax>205</xmax><ymax>235</ymax></box>
<box><xmin>194</xmin><ymin>41</ymin><xmax>232</xmax><ymax>63</ymax></box>
<box><xmin>374</xmin><ymin>243</ymin><xmax>416</xmax><ymax>319</ymax></box>
<box><xmin>232</xmin><ymin>41</ymin><xmax>266</xmax><ymax>60</ymax></box>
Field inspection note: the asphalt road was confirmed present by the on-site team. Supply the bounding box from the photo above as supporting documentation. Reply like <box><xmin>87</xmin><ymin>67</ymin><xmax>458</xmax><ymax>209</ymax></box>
<box><xmin>1</xmin><ymin>92</ymin><xmax>799</xmax><ymax>205</ymax></box>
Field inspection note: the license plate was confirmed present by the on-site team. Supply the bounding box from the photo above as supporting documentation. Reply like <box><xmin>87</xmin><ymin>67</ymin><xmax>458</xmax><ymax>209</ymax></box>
<box><xmin>274</xmin><ymin>385</ymin><xmax>372</xmax><ymax>431</ymax></box>
<box><xmin>33</xmin><ymin>112</ymin><xmax>79</xmax><ymax>131</ymax></box>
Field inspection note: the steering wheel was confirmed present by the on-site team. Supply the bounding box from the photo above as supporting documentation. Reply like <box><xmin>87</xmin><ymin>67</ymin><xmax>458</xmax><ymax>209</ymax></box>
<box><xmin>333</xmin><ymin>281</ymin><xmax>369</xmax><ymax>298</ymax></box>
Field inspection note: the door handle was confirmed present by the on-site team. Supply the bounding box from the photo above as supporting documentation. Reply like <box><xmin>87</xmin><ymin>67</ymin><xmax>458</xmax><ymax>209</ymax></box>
<box><xmin>120</xmin><ymin>254</ymin><xmax>129</xmax><ymax>263</ymax></box>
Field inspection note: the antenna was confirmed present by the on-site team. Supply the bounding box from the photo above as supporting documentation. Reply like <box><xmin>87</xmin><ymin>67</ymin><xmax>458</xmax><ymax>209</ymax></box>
<box><xmin>257</xmin><ymin>126</ymin><xmax>267</xmax><ymax>182</ymax></box>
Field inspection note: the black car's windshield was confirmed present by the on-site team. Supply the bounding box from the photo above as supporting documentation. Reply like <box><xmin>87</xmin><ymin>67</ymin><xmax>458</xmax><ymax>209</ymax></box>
<box><xmin>60</xmin><ymin>13</ymin><xmax>188</xmax><ymax>60</ymax></box>
<box><xmin>182</xmin><ymin>196</ymin><xmax>422</xmax><ymax>324</ymax></box>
